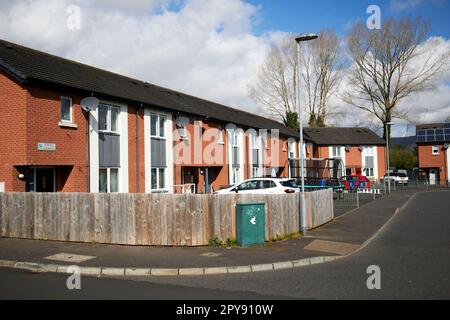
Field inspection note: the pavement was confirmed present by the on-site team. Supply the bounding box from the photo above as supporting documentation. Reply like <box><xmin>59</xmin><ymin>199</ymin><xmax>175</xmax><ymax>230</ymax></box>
<box><xmin>0</xmin><ymin>189</ymin><xmax>422</xmax><ymax>276</ymax></box>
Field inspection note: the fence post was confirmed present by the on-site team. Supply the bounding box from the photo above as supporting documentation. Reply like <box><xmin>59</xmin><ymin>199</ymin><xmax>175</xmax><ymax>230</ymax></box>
<box><xmin>356</xmin><ymin>190</ymin><xmax>360</xmax><ymax>208</ymax></box>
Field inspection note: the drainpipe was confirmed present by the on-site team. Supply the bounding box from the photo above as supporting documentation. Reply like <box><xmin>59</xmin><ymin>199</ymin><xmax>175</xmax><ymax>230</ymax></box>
<box><xmin>85</xmin><ymin>105</ymin><xmax>91</xmax><ymax>193</ymax></box>
<box><xmin>136</xmin><ymin>103</ymin><xmax>143</xmax><ymax>193</ymax></box>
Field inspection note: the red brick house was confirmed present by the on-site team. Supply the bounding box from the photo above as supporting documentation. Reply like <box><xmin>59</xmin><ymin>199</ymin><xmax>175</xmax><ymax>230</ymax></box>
<box><xmin>417</xmin><ymin>123</ymin><xmax>450</xmax><ymax>185</ymax></box>
<box><xmin>303</xmin><ymin>127</ymin><xmax>387</xmax><ymax>182</ymax></box>
<box><xmin>0</xmin><ymin>39</ymin><xmax>300</xmax><ymax>193</ymax></box>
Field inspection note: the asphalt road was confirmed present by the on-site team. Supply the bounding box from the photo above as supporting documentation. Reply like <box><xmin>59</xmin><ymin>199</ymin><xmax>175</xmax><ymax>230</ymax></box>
<box><xmin>1</xmin><ymin>190</ymin><xmax>449</xmax><ymax>300</ymax></box>
<box><xmin>131</xmin><ymin>190</ymin><xmax>450</xmax><ymax>300</ymax></box>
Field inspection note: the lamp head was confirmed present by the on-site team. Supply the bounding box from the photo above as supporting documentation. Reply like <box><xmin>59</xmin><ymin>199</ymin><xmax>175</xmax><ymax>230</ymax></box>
<box><xmin>295</xmin><ymin>33</ymin><xmax>319</xmax><ymax>43</ymax></box>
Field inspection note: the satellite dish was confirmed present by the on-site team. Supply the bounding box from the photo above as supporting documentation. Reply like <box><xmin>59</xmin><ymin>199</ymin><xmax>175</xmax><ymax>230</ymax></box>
<box><xmin>444</xmin><ymin>143</ymin><xmax>449</xmax><ymax>150</ymax></box>
<box><xmin>80</xmin><ymin>97</ymin><xmax>99</xmax><ymax>112</ymax></box>
<box><xmin>175</xmin><ymin>116</ymin><xmax>189</xmax><ymax>127</ymax></box>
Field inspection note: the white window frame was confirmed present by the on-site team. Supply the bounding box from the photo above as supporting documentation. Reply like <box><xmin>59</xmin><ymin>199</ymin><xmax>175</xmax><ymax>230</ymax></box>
<box><xmin>150</xmin><ymin>167</ymin><xmax>166</xmax><ymax>192</ymax></box>
<box><xmin>432</xmin><ymin>145</ymin><xmax>439</xmax><ymax>155</ymax></box>
<box><xmin>60</xmin><ymin>96</ymin><xmax>73</xmax><ymax>123</ymax></box>
<box><xmin>232</xmin><ymin>167</ymin><xmax>240</xmax><ymax>184</ymax></box>
<box><xmin>362</xmin><ymin>146</ymin><xmax>376</xmax><ymax>178</ymax></box>
<box><xmin>250</xmin><ymin>133</ymin><xmax>262</xmax><ymax>178</ymax></box>
<box><xmin>150</xmin><ymin>113</ymin><xmax>167</xmax><ymax>139</ymax></box>
<box><xmin>98</xmin><ymin>104</ymin><xmax>120</xmax><ymax>134</ymax></box>
<box><xmin>218</xmin><ymin>127</ymin><xmax>224</xmax><ymax>144</ymax></box>
<box><xmin>332</xmin><ymin>146</ymin><xmax>342</xmax><ymax>158</ymax></box>
<box><xmin>99</xmin><ymin>167</ymin><xmax>119</xmax><ymax>193</ymax></box>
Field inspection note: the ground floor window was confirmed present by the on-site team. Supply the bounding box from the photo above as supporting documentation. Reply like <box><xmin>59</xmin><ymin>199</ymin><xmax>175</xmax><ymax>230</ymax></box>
<box><xmin>232</xmin><ymin>167</ymin><xmax>240</xmax><ymax>184</ymax></box>
<box><xmin>151</xmin><ymin>167</ymin><xmax>165</xmax><ymax>190</ymax></box>
<box><xmin>363</xmin><ymin>167</ymin><xmax>374</xmax><ymax>177</ymax></box>
<box><xmin>99</xmin><ymin>168</ymin><xmax>119</xmax><ymax>193</ymax></box>
<box><xmin>252</xmin><ymin>166</ymin><xmax>261</xmax><ymax>178</ymax></box>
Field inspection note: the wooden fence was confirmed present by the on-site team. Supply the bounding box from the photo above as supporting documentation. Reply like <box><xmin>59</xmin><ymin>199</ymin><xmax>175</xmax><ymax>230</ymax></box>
<box><xmin>0</xmin><ymin>189</ymin><xmax>333</xmax><ymax>246</ymax></box>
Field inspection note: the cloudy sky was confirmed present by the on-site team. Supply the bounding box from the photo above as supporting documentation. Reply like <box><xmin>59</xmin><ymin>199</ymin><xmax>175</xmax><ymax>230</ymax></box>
<box><xmin>0</xmin><ymin>0</ymin><xmax>449</xmax><ymax>137</ymax></box>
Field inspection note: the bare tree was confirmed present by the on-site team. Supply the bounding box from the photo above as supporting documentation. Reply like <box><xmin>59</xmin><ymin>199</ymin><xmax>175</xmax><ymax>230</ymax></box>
<box><xmin>249</xmin><ymin>36</ymin><xmax>299</xmax><ymax>128</ymax></box>
<box><xmin>344</xmin><ymin>17</ymin><xmax>450</xmax><ymax>140</ymax></box>
<box><xmin>249</xmin><ymin>30</ymin><xmax>343</xmax><ymax>128</ymax></box>
<box><xmin>301</xmin><ymin>29</ymin><xmax>343</xmax><ymax>127</ymax></box>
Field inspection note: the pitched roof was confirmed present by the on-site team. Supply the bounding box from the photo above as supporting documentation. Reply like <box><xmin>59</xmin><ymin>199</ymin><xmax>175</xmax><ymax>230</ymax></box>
<box><xmin>304</xmin><ymin>127</ymin><xmax>386</xmax><ymax>146</ymax></box>
<box><xmin>0</xmin><ymin>38</ymin><xmax>300</xmax><ymax>138</ymax></box>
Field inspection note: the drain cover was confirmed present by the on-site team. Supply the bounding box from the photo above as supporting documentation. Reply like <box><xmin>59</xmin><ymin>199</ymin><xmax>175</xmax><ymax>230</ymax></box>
<box><xmin>44</xmin><ymin>253</ymin><xmax>96</xmax><ymax>263</ymax></box>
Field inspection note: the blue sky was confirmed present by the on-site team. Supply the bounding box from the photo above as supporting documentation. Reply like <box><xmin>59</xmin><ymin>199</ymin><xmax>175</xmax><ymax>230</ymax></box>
<box><xmin>247</xmin><ymin>0</ymin><xmax>450</xmax><ymax>38</ymax></box>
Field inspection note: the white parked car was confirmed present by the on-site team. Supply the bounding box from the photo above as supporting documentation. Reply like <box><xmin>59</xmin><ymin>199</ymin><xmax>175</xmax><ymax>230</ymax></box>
<box><xmin>382</xmin><ymin>173</ymin><xmax>409</xmax><ymax>185</ymax></box>
<box><xmin>214</xmin><ymin>178</ymin><xmax>299</xmax><ymax>195</ymax></box>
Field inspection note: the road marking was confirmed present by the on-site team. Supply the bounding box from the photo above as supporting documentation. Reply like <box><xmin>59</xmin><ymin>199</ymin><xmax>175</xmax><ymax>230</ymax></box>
<box><xmin>303</xmin><ymin>240</ymin><xmax>359</xmax><ymax>255</ymax></box>
<box><xmin>199</xmin><ymin>252</ymin><xmax>222</xmax><ymax>258</ymax></box>
<box><xmin>45</xmin><ymin>253</ymin><xmax>96</xmax><ymax>263</ymax></box>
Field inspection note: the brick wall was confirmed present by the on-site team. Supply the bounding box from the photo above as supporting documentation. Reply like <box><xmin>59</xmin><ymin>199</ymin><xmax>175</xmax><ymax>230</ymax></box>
<box><xmin>127</xmin><ymin>106</ymin><xmax>146</xmax><ymax>193</ymax></box>
<box><xmin>26</xmin><ymin>85</ymin><xmax>88</xmax><ymax>191</ymax></box>
<box><xmin>0</xmin><ymin>71</ymin><xmax>29</xmax><ymax>192</ymax></box>
<box><xmin>418</xmin><ymin>144</ymin><xmax>447</xmax><ymax>183</ymax></box>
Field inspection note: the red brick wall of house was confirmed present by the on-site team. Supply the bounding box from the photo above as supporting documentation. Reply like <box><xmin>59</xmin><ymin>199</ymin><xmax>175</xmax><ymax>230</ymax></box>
<box><xmin>377</xmin><ymin>146</ymin><xmax>386</xmax><ymax>179</ymax></box>
<box><xmin>25</xmin><ymin>85</ymin><xmax>88</xmax><ymax>192</ymax></box>
<box><xmin>173</xmin><ymin>118</ymin><xmax>228</xmax><ymax>193</ymax></box>
<box><xmin>345</xmin><ymin>147</ymin><xmax>363</xmax><ymax>174</ymax></box>
<box><xmin>128</xmin><ymin>106</ymin><xmax>146</xmax><ymax>193</ymax></box>
<box><xmin>0</xmin><ymin>71</ymin><xmax>28</xmax><ymax>191</ymax></box>
<box><xmin>418</xmin><ymin>144</ymin><xmax>447</xmax><ymax>183</ymax></box>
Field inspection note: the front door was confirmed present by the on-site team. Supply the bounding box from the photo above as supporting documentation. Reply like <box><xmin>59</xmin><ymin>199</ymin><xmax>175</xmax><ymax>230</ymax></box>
<box><xmin>182</xmin><ymin>167</ymin><xmax>199</xmax><ymax>193</ymax></box>
<box><xmin>28</xmin><ymin>168</ymin><xmax>55</xmax><ymax>192</ymax></box>
<box><xmin>429</xmin><ymin>169</ymin><xmax>438</xmax><ymax>185</ymax></box>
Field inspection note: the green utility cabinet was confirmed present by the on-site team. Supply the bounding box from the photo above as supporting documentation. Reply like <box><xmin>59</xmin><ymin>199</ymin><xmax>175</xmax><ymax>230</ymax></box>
<box><xmin>236</xmin><ymin>203</ymin><xmax>266</xmax><ymax>247</ymax></box>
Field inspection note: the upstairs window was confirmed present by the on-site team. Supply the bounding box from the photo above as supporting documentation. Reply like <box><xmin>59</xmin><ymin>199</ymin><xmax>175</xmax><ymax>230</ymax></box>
<box><xmin>98</xmin><ymin>104</ymin><xmax>119</xmax><ymax>133</ymax></box>
<box><xmin>60</xmin><ymin>97</ymin><xmax>72</xmax><ymax>123</ymax></box>
<box><xmin>150</xmin><ymin>113</ymin><xmax>166</xmax><ymax>138</ymax></box>
<box><xmin>332</xmin><ymin>146</ymin><xmax>342</xmax><ymax>158</ymax></box>
<box><xmin>432</xmin><ymin>145</ymin><xmax>439</xmax><ymax>155</ymax></box>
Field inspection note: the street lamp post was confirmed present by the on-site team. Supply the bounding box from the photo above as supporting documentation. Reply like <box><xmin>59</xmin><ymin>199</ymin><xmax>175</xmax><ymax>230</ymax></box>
<box><xmin>385</xmin><ymin>122</ymin><xmax>393</xmax><ymax>194</ymax></box>
<box><xmin>295</xmin><ymin>33</ymin><xmax>318</xmax><ymax>236</ymax></box>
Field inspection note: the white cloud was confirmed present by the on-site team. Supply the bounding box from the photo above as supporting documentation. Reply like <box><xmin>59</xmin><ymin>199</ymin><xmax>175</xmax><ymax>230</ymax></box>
<box><xmin>389</xmin><ymin>0</ymin><xmax>446</xmax><ymax>12</ymax></box>
<box><xmin>0</xmin><ymin>0</ymin><xmax>277</xmax><ymax>112</ymax></box>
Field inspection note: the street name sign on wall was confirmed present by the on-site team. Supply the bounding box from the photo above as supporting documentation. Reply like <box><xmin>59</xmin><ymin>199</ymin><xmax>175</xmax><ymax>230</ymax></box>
<box><xmin>37</xmin><ymin>143</ymin><xmax>56</xmax><ymax>151</ymax></box>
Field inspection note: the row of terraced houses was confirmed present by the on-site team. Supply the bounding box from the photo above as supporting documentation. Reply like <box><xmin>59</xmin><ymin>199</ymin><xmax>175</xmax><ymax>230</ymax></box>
<box><xmin>0</xmin><ymin>39</ymin><xmax>387</xmax><ymax>194</ymax></box>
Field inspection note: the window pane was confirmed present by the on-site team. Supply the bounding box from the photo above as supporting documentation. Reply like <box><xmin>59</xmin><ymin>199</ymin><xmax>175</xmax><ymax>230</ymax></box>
<box><xmin>150</xmin><ymin>114</ymin><xmax>158</xmax><ymax>136</ymax></box>
<box><xmin>151</xmin><ymin>168</ymin><xmax>158</xmax><ymax>189</ymax></box>
<box><xmin>110</xmin><ymin>107</ymin><xmax>119</xmax><ymax>132</ymax></box>
<box><xmin>61</xmin><ymin>98</ymin><xmax>71</xmax><ymax>122</ymax></box>
<box><xmin>158</xmin><ymin>168</ymin><xmax>165</xmax><ymax>189</ymax></box>
<box><xmin>233</xmin><ymin>132</ymin><xmax>239</xmax><ymax>145</ymax></box>
<box><xmin>110</xmin><ymin>169</ymin><xmax>118</xmax><ymax>192</ymax></box>
<box><xmin>159</xmin><ymin>116</ymin><xmax>166</xmax><ymax>138</ymax></box>
<box><xmin>99</xmin><ymin>169</ymin><xmax>108</xmax><ymax>193</ymax></box>
<box><xmin>218</xmin><ymin>128</ymin><xmax>223</xmax><ymax>142</ymax></box>
<box><xmin>99</xmin><ymin>105</ymin><xmax>108</xmax><ymax>131</ymax></box>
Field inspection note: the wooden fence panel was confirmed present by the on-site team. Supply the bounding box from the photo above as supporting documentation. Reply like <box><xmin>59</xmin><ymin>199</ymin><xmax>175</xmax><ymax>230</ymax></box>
<box><xmin>0</xmin><ymin>190</ymin><xmax>333</xmax><ymax>246</ymax></box>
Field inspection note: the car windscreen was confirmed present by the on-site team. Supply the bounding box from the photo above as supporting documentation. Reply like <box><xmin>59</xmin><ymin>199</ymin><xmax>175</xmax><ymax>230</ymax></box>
<box><xmin>398</xmin><ymin>173</ymin><xmax>407</xmax><ymax>177</ymax></box>
<box><xmin>280</xmin><ymin>180</ymin><xmax>298</xmax><ymax>188</ymax></box>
